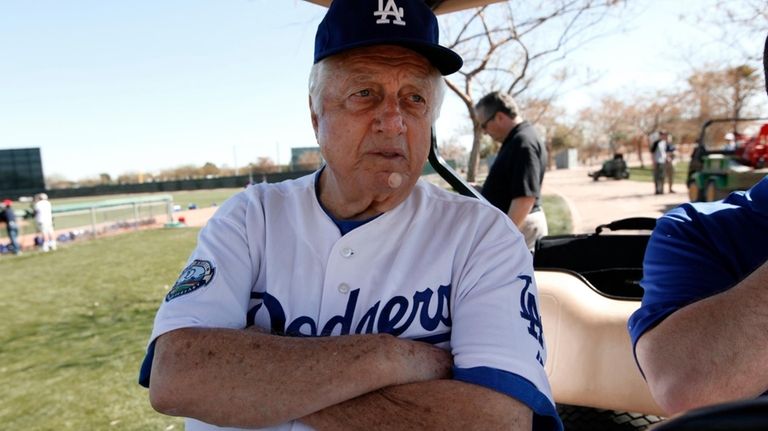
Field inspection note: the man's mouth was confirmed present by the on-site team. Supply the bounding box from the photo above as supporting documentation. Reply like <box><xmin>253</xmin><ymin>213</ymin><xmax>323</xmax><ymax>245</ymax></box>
<box><xmin>372</xmin><ymin>150</ymin><xmax>405</xmax><ymax>159</ymax></box>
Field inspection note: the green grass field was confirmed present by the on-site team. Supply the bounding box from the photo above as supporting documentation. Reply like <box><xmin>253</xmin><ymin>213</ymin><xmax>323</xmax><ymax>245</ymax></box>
<box><xmin>628</xmin><ymin>161</ymin><xmax>689</xmax><ymax>184</ymax></box>
<box><xmin>0</xmin><ymin>228</ymin><xmax>199</xmax><ymax>430</ymax></box>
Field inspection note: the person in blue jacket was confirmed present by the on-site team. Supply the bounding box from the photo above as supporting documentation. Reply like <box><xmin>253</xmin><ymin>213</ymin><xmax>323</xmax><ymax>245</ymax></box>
<box><xmin>628</xmin><ymin>33</ymin><xmax>768</xmax><ymax>416</ymax></box>
<box><xmin>0</xmin><ymin>199</ymin><xmax>21</xmax><ymax>255</ymax></box>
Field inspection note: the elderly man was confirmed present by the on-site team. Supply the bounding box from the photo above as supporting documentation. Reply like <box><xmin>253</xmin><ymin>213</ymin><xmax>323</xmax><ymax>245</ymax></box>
<box><xmin>628</xmin><ymin>34</ymin><xmax>768</xmax><ymax>416</ymax></box>
<box><xmin>140</xmin><ymin>1</ymin><xmax>561</xmax><ymax>430</ymax></box>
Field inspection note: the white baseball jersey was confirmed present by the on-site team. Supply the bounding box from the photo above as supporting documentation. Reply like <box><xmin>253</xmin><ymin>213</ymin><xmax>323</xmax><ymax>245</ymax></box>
<box><xmin>145</xmin><ymin>172</ymin><xmax>558</xmax><ymax>431</ymax></box>
<box><xmin>33</xmin><ymin>199</ymin><xmax>53</xmax><ymax>232</ymax></box>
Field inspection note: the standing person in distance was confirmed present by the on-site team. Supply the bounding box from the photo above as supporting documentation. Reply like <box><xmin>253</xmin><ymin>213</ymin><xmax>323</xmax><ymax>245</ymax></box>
<box><xmin>664</xmin><ymin>135</ymin><xmax>676</xmax><ymax>193</ymax></box>
<box><xmin>651</xmin><ymin>131</ymin><xmax>669</xmax><ymax>195</ymax></box>
<box><xmin>0</xmin><ymin>199</ymin><xmax>21</xmax><ymax>255</ymax></box>
<box><xmin>33</xmin><ymin>193</ymin><xmax>56</xmax><ymax>252</ymax></box>
<box><xmin>475</xmin><ymin>91</ymin><xmax>548</xmax><ymax>251</ymax></box>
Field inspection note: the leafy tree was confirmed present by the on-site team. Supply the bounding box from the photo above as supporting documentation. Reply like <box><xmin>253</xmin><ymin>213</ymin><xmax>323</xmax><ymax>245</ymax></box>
<box><xmin>251</xmin><ymin>157</ymin><xmax>278</xmax><ymax>174</ymax></box>
<box><xmin>99</xmin><ymin>173</ymin><xmax>112</xmax><ymax>185</ymax></box>
<box><xmin>201</xmin><ymin>162</ymin><xmax>220</xmax><ymax>177</ymax></box>
<box><xmin>686</xmin><ymin>64</ymin><xmax>763</xmax><ymax>132</ymax></box>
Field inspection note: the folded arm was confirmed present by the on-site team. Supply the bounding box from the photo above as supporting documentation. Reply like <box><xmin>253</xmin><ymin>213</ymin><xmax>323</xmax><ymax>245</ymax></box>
<box><xmin>301</xmin><ymin>379</ymin><xmax>532</xmax><ymax>430</ymax></box>
<box><xmin>149</xmin><ymin>327</ymin><xmax>451</xmax><ymax>428</ymax></box>
<box><xmin>636</xmin><ymin>259</ymin><xmax>768</xmax><ymax>415</ymax></box>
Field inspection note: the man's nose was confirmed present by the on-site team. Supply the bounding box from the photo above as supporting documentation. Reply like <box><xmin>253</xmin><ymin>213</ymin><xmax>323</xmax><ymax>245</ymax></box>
<box><xmin>374</xmin><ymin>96</ymin><xmax>406</xmax><ymax>136</ymax></box>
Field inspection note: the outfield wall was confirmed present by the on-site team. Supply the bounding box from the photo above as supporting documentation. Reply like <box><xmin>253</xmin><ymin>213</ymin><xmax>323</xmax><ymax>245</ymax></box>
<box><xmin>44</xmin><ymin>159</ymin><xmax>457</xmax><ymax>200</ymax></box>
<box><xmin>46</xmin><ymin>170</ymin><xmax>315</xmax><ymax>199</ymax></box>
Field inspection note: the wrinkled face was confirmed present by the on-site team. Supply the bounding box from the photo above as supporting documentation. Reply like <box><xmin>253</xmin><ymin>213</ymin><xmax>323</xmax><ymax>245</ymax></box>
<box><xmin>311</xmin><ymin>45</ymin><xmax>439</xmax><ymax>199</ymax></box>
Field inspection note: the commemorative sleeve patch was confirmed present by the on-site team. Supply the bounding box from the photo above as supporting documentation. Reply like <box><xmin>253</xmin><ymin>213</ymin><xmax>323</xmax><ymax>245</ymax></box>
<box><xmin>165</xmin><ymin>259</ymin><xmax>216</xmax><ymax>302</ymax></box>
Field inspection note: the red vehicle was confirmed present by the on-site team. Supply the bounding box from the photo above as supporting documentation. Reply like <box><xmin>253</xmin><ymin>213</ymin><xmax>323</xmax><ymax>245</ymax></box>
<box><xmin>740</xmin><ymin>123</ymin><xmax>768</xmax><ymax>168</ymax></box>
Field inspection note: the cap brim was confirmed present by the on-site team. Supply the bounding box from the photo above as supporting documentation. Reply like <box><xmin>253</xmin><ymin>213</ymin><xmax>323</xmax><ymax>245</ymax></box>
<box><xmin>316</xmin><ymin>38</ymin><xmax>463</xmax><ymax>76</ymax></box>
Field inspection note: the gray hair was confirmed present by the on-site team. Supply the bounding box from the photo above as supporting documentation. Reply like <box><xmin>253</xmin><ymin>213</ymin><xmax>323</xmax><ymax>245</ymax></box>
<box><xmin>475</xmin><ymin>91</ymin><xmax>521</xmax><ymax>121</ymax></box>
<box><xmin>308</xmin><ymin>57</ymin><xmax>446</xmax><ymax>123</ymax></box>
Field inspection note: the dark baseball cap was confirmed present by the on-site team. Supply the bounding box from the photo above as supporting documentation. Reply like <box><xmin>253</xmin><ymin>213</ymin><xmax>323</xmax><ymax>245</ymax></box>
<box><xmin>314</xmin><ymin>0</ymin><xmax>463</xmax><ymax>75</ymax></box>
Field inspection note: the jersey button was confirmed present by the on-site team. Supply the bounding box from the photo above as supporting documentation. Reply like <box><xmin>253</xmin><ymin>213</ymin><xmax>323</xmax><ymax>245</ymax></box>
<box><xmin>340</xmin><ymin>247</ymin><xmax>354</xmax><ymax>258</ymax></box>
<box><xmin>338</xmin><ymin>283</ymin><xmax>350</xmax><ymax>294</ymax></box>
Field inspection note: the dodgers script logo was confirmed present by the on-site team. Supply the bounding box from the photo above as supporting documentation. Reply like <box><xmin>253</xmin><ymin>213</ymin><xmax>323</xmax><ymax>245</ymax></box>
<box><xmin>519</xmin><ymin>275</ymin><xmax>544</xmax><ymax>365</ymax></box>
<box><xmin>247</xmin><ymin>284</ymin><xmax>452</xmax><ymax>344</ymax></box>
<box><xmin>374</xmin><ymin>0</ymin><xmax>406</xmax><ymax>25</ymax></box>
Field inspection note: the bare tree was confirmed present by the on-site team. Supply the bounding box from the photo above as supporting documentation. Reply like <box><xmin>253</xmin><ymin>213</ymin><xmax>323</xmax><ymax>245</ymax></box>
<box><xmin>574</xmin><ymin>93</ymin><xmax>689</xmax><ymax>168</ymax></box>
<box><xmin>706</xmin><ymin>0</ymin><xmax>768</xmax><ymax>63</ymax></box>
<box><xmin>685</xmin><ymin>64</ymin><xmax>763</xmax><ymax>131</ymax></box>
<box><xmin>117</xmin><ymin>171</ymin><xmax>143</xmax><ymax>184</ymax></box>
<box><xmin>99</xmin><ymin>173</ymin><xmax>112</xmax><ymax>185</ymax></box>
<box><xmin>201</xmin><ymin>162</ymin><xmax>220</xmax><ymax>177</ymax></box>
<box><xmin>522</xmin><ymin>99</ymin><xmax>577</xmax><ymax>169</ymax></box>
<box><xmin>251</xmin><ymin>157</ymin><xmax>278</xmax><ymax>174</ymax></box>
<box><xmin>689</xmin><ymin>0</ymin><xmax>766</xmax><ymax>103</ymax></box>
<box><xmin>578</xmin><ymin>97</ymin><xmax>636</xmax><ymax>154</ymax></box>
<box><xmin>438</xmin><ymin>137</ymin><xmax>469</xmax><ymax>170</ymax></box>
<box><xmin>439</xmin><ymin>0</ymin><xmax>631</xmax><ymax>181</ymax></box>
<box><xmin>625</xmin><ymin>92</ymin><xmax>687</xmax><ymax>167</ymax></box>
<box><xmin>46</xmin><ymin>174</ymin><xmax>76</xmax><ymax>190</ymax></box>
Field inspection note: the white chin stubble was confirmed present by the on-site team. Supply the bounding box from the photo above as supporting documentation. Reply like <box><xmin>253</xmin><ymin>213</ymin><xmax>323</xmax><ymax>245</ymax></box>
<box><xmin>388</xmin><ymin>172</ymin><xmax>403</xmax><ymax>189</ymax></box>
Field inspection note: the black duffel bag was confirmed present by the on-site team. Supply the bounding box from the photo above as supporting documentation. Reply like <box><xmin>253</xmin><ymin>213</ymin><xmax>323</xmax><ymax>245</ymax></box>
<box><xmin>533</xmin><ymin>217</ymin><xmax>657</xmax><ymax>299</ymax></box>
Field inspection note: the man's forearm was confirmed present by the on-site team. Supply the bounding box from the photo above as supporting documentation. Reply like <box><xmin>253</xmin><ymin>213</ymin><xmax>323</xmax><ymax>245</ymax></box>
<box><xmin>637</xmin><ymin>259</ymin><xmax>768</xmax><ymax>414</ymax></box>
<box><xmin>507</xmin><ymin>196</ymin><xmax>535</xmax><ymax>227</ymax></box>
<box><xmin>301</xmin><ymin>379</ymin><xmax>533</xmax><ymax>430</ymax></box>
<box><xmin>149</xmin><ymin>327</ymin><xmax>451</xmax><ymax>428</ymax></box>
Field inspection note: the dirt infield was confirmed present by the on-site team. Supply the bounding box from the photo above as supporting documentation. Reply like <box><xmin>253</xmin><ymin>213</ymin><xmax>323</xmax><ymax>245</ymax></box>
<box><xmin>170</xmin><ymin>206</ymin><xmax>219</xmax><ymax>228</ymax></box>
<box><xmin>11</xmin><ymin>206</ymin><xmax>220</xmax><ymax>253</ymax></box>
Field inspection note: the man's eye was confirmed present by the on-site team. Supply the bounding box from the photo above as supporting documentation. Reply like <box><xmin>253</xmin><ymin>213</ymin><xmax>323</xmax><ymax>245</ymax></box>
<box><xmin>410</xmin><ymin>94</ymin><xmax>425</xmax><ymax>103</ymax></box>
<box><xmin>355</xmin><ymin>89</ymin><xmax>371</xmax><ymax>97</ymax></box>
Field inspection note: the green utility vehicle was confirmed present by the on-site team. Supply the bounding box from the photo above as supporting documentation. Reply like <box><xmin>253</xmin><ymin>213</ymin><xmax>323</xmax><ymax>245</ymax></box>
<box><xmin>687</xmin><ymin>117</ymin><xmax>768</xmax><ymax>202</ymax></box>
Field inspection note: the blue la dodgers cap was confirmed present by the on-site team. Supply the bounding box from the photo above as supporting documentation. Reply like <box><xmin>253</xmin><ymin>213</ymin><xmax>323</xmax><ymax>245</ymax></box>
<box><xmin>314</xmin><ymin>0</ymin><xmax>463</xmax><ymax>75</ymax></box>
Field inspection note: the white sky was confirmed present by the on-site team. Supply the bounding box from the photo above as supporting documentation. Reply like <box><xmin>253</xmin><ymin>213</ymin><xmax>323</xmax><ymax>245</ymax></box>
<box><xmin>0</xmin><ymin>0</ymin><xmax>763</xmax><ymax>181</ymax></box>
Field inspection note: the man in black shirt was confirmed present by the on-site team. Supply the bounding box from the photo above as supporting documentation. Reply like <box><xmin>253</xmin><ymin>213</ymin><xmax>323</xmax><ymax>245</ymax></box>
<box><xmin>475</xmin><ymin>91</ymin><xmax>547</xmax><ymax>251</ymax></box>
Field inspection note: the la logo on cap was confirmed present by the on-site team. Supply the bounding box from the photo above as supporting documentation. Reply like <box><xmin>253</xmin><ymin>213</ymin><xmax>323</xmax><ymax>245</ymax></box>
<box><xmin>375</xmin><ymin>0</ymin><xmax>406</xmax><ymax>26</ymax></box>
